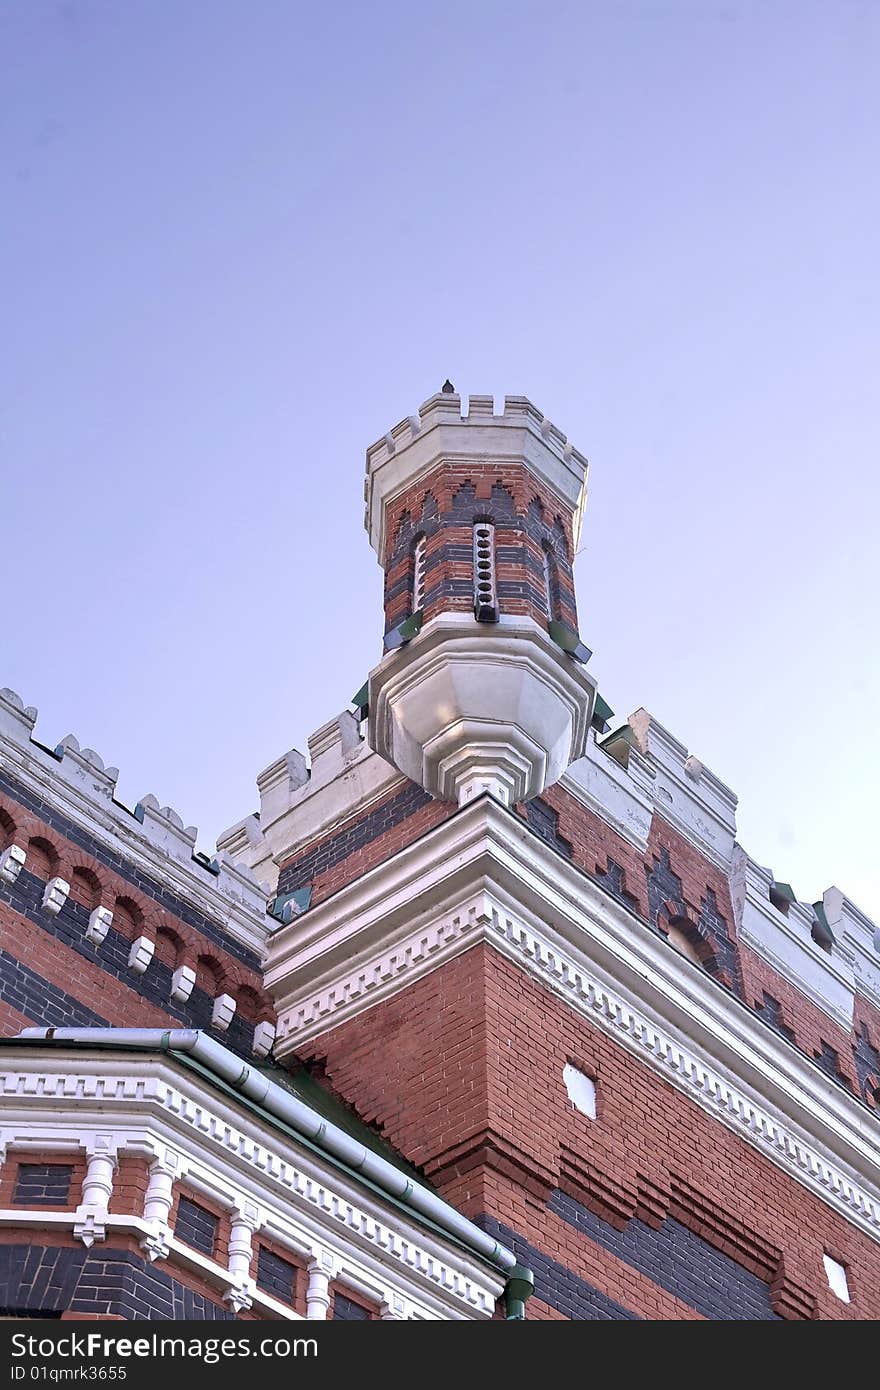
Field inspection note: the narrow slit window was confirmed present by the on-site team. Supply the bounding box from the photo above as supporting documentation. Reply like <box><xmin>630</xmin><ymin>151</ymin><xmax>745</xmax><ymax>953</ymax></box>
<box><xmin>542</xmin><ymin>545</ymin><xmax>556</xmax><ymax>620</ymax></box>
<box><xmin>412</xmin><ymin>536</ymin><xmax>427</xmax><ymax>614</ymax></box>
<box><xmin>473</xmin><ymin>523</ymin><xmax>497</xmax><ymax>621</ymax></box>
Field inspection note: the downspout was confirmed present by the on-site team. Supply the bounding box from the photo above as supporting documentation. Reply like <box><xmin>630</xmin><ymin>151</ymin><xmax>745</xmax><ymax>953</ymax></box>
<box><xmin>504</xmin><ymin>1265</ymin><xmax>535</xmax><ymax>1320</ymax></box>
<box><xmin>17</xmin><ymin>1027</ymin><xmax>517</xmax><ymax>1275</ymax></box>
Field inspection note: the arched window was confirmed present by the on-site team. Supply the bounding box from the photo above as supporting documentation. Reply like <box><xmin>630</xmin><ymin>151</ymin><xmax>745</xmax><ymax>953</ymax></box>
<box><xmin>473</xmin><ymin>523</ymin><xmax>497</xmax><ymax>621</ymax></box>
<box><xmin>666</xmin><ymin>922</ymin><xmax>704</xmax><ymax>966</ymax></box>
<box><xmin>412</xmin><ymin>535</ymin><xmax>427</xmax><ymax>615</ymax></box>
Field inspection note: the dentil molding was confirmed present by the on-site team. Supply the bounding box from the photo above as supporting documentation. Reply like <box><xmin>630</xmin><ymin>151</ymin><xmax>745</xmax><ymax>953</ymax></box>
<box><xmin>265</xmin><ymin>797</ymin><xmax>880</xmax><ymax>1245</ymax></box>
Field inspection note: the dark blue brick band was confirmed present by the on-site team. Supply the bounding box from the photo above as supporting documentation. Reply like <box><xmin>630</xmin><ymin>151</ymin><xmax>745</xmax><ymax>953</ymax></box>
<box><xmin>0</xmin><ymin>1244</ymin><xmax>233</xmax><ymax>1320</ymax></box>
<box><xmin>277</xmin><ymin>782</ymin><xmax>433</xmax><ymax>896</ymax></box>
<box><xmin>0</xmin><ymin>869</ymin><xmax>256</xmax><ymax>1056</ymax></box>
<box><xmin>175</xmin><ymin>1196</ymin><xmax>219</xmax><ymax>1257</ymax></box>
<box><xmin>0</xmin><ymin>767</ymin><xmax>260</xmax><ymax>970</ymax></box>
<box><xmin>476</xmin><ymin>1215</ymin><xmax>639</xmax><ymax>1320</ymax></box>
<box><xmin>13</xmin><ymin>1164</ymin><xmax>73</xmax><ymax>1206</ymax></box>
<box><xmin>550</xmin><ymin>1189</ymin><xmax>778</xmax><ymax>1321</ymax></box>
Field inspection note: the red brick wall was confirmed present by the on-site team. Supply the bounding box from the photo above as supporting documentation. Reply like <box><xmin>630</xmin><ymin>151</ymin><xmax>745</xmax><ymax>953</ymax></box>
<box><xmin>277</xmin><ymin>781</ymin><xmax>455</xmax><ymax>907</ymax></box>
<box><xmin>302</xmin><ymin>944</ymin><xmax>880</xmax><ymax>1321</ymax></box>
<box><xmin>0</xmin><ymin>1150</ymin><xmax>86</xmax><ymax>1210</ymax></box>
<box><xmin>382</xmin><ymin>463</ymin><xmax>579</xmax><ymax>634</ymax></box>
<box><xmin>0</xmin><ymin>786</ymin><xmax>272</xmax><ymax>1034</ymax></box>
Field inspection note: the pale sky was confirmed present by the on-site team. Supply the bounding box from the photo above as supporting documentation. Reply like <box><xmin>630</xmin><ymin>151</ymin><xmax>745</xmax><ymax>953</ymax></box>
<box><xmin>2</xmin><ymin>1</ymin><xmax>879</xmax><ymax>922</ymax></box>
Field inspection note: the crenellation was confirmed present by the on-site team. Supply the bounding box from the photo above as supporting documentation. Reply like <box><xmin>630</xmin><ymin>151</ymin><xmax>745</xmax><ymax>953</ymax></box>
<box><xmin>628</xmin><ymin>708</ymin><xmax>738</xmax><ymax>867</ymax></box>
<box><xmin>563</xmin><ymin>727</ymin><xmax>653</xmax><ymax>851</ymax></box>
<box><xmin>732</xmin><ymin>849</ymin><xmax>857</xmax><ymax>1029</ymax></box>
<box><xmin>824</xmin><ymin>886</ymin><xmax>880</xmax><ymax>1009</ymax></box>
<box><xmin>0</xmin><ymin>686</ymin><xmax>271</xmax><ymax>956</ymax></box>
<box><xmin>134</xmin><ymin>795</ymin><xmax>198</xmax><ymax>853</ymax></box>
<box><xmin>5</xmin><ymin>387</ymin><xmax>879</xmax><ymax>1325</ymax></box>
<box><xmin>363</xmin><ymin>389</ymin><xmax>592</xmax><ymax>558</ymax></box>
<box><xmin>54</xmin><ymin>736</ymin><xmax>120</xmax><ymax>794</ymax></box>
<box><xmin>0</xmin><ymin>687</ymin><xmax>38</xmax><ymax>740</ymax></box>
<box><xmin>255</xmin><ymin>749</ymin><xmax>309</xmax><ymax>828</ymax></box>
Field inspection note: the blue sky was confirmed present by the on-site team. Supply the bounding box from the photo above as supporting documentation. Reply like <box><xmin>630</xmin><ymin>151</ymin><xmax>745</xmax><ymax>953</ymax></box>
<box><xmin>3</xmin><ymin>1</ymin><xmax>879</xmax><ymax>920</ymax></box>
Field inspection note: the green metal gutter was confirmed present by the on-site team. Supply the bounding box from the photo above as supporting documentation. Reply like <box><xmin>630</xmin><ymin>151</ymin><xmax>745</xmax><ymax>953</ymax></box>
<box><xmin>11</xmin><ymin>1028</ymin><xmax>523</xmax><ymax>1298</ymax></box>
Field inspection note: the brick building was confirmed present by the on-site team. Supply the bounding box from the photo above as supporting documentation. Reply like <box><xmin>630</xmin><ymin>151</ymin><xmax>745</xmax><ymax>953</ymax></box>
<box><xmin>1</xmin><ymin>386</ymin><xmax>878</xmax><ymax>1320</ymax></box>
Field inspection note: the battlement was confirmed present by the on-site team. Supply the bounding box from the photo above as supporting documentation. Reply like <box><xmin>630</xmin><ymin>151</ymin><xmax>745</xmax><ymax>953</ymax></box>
<box><xmin>731</xmin><ymin>849</ymin><xmax>880</xmax><ymax>1027</ymax></box>
<box><xmin>364</xmin><ymin>390</ymin><xmax>590</xmax><ymax>558</ymax></box>
<box><xmin>0</xmin><ymin>686</ymin><xmax>271</xmax><ymax>957</ymax></box>
<box><xmin>216</xmin><ymin>709</ymin><xmax>397</xmax><ymax>895</ymax></box>
<box><xmin>627</xmin><ymin>708</ymin><xmax>739</xmax><ymax>868</ymax></box>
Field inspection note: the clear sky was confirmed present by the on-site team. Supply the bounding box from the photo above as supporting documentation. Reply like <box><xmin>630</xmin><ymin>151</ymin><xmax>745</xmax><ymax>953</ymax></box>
<box><xmin>3</xmin><ymin>1</ymin><xmax>879</xmax><ymax>921</ymax></box>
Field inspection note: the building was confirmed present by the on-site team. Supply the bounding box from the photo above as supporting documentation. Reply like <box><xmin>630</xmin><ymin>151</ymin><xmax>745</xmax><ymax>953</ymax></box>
<box><xmin>1</xmin><ymin>387</ymin><xmax>878</xmax><ymax>1321</ymax></box>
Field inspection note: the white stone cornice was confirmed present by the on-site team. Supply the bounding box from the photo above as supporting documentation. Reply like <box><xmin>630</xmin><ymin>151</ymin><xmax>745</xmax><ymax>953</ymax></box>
<box><xmin>264</xmin><ymin>797</ymin><xmax>880</xmax><ymax>1243</ymax></box>
<box><xmin>364</xmin><ymin>394</ymin><xmax>589</xmax><ymax>558</ymax></box>
<box><xmin>731</xmin><ymin>851</ymin><xmax>857</xmax><ymax>1028</ymax></box>
<box><xmin>562</xmin><ymin>731</ymin><xmax>653</xmax><ymax>852</ymax></box>
<box><xmin>0</xmin><ymin>1052</ymin><xmax>502</xmax><ymax>1321</ymax></box>
<box><xmin>368</xmin><ymin>613</ymin><xmax>597</xmax><ymax>807</ymax></box>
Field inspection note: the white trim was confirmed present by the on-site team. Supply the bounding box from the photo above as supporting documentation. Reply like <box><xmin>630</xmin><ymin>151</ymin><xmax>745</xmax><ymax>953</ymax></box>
<box><xmin>0</xmin><ymin>691</ymin><xmax>269</xmax><ymax>957</ymax></box>
<box><xmin>628</xmin><ymin>709</ymin><xmax>738</xmax><ymax>869</ymax></box>
<box><xmin>0</xmin><ymin>1051</ymin><xmax>502</xmax><ymax>1321</ymax></box>
<box><xmin>364</xmin><ymin>396</ymin><xmax>588</xmax><ymax>559</ymax></box>
<box><xmin>264</xmin><ymin>797</ymin><xmax>880</xmax><ymax>1243</ymax></box>
<box><xmin>733</xmin><ymin>853</ymin><xmax>856</xmax><ymax>1029</ymax></box>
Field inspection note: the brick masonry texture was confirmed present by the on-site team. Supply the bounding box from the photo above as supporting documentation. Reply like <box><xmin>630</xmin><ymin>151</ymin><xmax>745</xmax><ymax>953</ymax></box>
<box><xmin>303</xmin><ymin>944</ymin><xmax>880</xmax><ymax>1320</ymax></box>
<box><xmin>174</xmin><ymin>1196</ymin><xmax>219</xmax><ymax>1258</ymax></box>
<box><xmin>0</xmin><ymin>941</ymin><xmax>109</xmax><ymax>1029</ymax></box>
<box><xmin>854</xmin><ymin>1024</ymin><xmax>880</xmax><ymax>1106</ymax></box>
<box><xmin>331</xmin><ymin>1291</ymin><xmax>372</xmax><ymax>1320</ymax></box>
<box><xmin>279</xmin><ymin>765</ymin><xmax>880</xmax><ymax>1119</ymax></box>
<box><xmin>549</xmin><ymin>1190</ymin><xmax>778</xmax><ymax>1320</ymax></box>
<box><xmin>477</xmin><ymin>1215</ymin><xmax>638</xmax><ymax>1320</ymax></box>
<box><xmin>530</xmin><ymin>783</ymin><xmax>880</xmax><ymax>1106</ymax></box>
<box><xmin>0</xmin><ymin>870</ymin><xmax>261</xmax><ymax>1054</ymax></box>
<box><xmin>381</xmin><ymin>467</ymin><xmax>580</xmax><ymax>635</ymax></box>
<box><xmin>0</xmin><ymin>768</ymin><xmax>260</xmax><ymax>970</ymax></box>
<box><xmin>13</xmin><ymin>1164</ymin><xmax>73</xmax><ymax>1207</ymax></box>
<box><xmin>277</xmin><ymin>781</ymin><xmax>454</xmax><ymax>907</ymax></box>
<box><xmin>0</xmin><ymin>1244</ymin><xmax>233</xmax><ymax>1320</ymax></box>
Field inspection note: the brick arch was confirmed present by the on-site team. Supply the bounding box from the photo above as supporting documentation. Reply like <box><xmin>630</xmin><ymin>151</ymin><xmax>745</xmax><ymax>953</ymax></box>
<box><xmin>552</xmin><ymin>514</ymin><xmax>571</xmax><ymax>561</ymax></box>
<box><xmin>490</xmin><ymin>480</ymin><xmax>517</xmax><ymax>513</ymax></box>
<box><xmin>153</xmin><ymin>922</ymin><xmax>185</xmax><ymax>970</ymax></box>
<box><xmin>451</xmin><ymin>480</ymin><xmax>477</xmax><ymax>511</ymax></box>
<box><xmin>660</xmin><ymin>908</ymin><xmax>723</xmax><ymax>979</ymax></box>
<box><xmin>193</xmin><ymin>952</ymin><xmax>230</xmax><ymax>998</ymax></box>
<box><xmin>113</xmin><ymin>894</ymin><xmax>145</xmax><ymax>941</ymax></box>
<box><xmin>541</xmin><ymin>538</ymin><xmax>561</xmax><ymax>620</ymax></box>
<box><xmin>234</xmin><ymin>984</ymin><xmax>263</xmax><ymax>1024</ymax></box>
<box><xmin>0</xmin><ymin>805</ymin><xmax>17</xmax><ymax>851</ymax></box>
<box><xmin>27</xmin><ymin>835</ymin><xmax>60</xmax><ymax>880</ymax></box>
<box><xmin>68</xmin><ymin>867</ymin><xmax>102</xmax><ymax>911</ymax></box>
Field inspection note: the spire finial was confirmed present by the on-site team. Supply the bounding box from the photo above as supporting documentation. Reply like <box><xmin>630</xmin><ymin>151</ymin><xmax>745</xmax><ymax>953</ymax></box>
<box><xmin>441</xmin><ymin>379</ymin><xmax>455</xmax><ymax>394</ymax></box>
